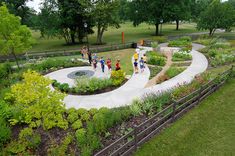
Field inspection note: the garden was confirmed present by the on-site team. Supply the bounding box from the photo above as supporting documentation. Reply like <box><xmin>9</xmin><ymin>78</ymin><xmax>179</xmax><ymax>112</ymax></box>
<box><xmin>0</xmin><ymin>0</ymin><xmax>235</xmax><ymax>155</ymax></box>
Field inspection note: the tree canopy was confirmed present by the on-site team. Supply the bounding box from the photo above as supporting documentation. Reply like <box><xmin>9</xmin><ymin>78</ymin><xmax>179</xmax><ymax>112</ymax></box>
<box><xmin>197</xmin><ymin>0</ymin><xmax>235</xmax><ymax>36</ymax></box>
<box><xmin>0</xmin><ymin>4</ymin><xmax>33</xmax><ymax>69</ymax></box>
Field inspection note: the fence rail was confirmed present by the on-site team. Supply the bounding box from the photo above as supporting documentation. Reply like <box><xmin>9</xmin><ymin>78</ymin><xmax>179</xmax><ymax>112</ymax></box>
<box><xmin>95</xmin><ymin>65</ymin><xmax>234</xmax><ymax>156</ymax></box>
<box><xmin>0</xmin><ymin>42</ymin><xmax>134</xmax><ymax>62</ymax></box>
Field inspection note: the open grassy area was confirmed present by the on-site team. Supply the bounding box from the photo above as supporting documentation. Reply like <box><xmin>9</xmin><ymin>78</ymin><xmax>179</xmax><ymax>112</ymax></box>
<box><xmin>134</xmin><ymin>76</ymin><xmax>235</xmax><ymax>156</ymax></box>
<box><xmin>29</xmin><ymin>22</ymin><xmax>202</xmax><ymax>53</ymax></box>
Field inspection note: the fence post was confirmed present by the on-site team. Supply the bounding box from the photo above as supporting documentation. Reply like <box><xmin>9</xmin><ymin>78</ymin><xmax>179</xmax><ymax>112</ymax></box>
<box><xmin>134</xmin><ymin>125</ymin><xmax>138</xmax><ymax>151</ymax></box>
<box><xmin>198</xmin><ymin>86</ymin><xmax>203</xmax><ymax>103</ymax></box>
<box><xmin>172</xmin><ymin>100</ymin><xmax>177</xmax><ymax>122</ymax></box>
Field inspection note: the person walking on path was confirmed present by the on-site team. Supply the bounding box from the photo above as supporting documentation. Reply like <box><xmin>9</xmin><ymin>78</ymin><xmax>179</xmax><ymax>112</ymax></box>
<box><xmin>115</xmin><ymin>59</ymin><xmax>121</xmax><ymax>71</ymax></box>
<box><xmin>92</xmin><ymin>58</ymin><xmax>98</xmax><ymax>71</ymax></box>
<box><xmin>133</xmin><ymin>50</ymin><xmax>139</xmax><ymax>61</ymax></box>
<box><xmin>81</xmin><ymin>46</ymin><xmax>86</xmax><ymax>59</ymax></box>
<box><xmin>143</xmin><ymin>54</ymin><xmax>147</xmax><ymax>68</ymax></box>
<box><xmin>100</xmin><ymin>57</ymin><xmax>105</xmax><ymax>73</ymax></box>
<box><xmin>88</xmin><ymin>51</ymin><xmax>92</xmax><ymax>64</ymax></box>
<box><xmin>134</xmin><ymin>59</ymin><xmax>139</xmax><ymax>74</ymax></box>
<box><xmin>139</xmin><ymin>57</ymin><xmax>145</xmax><ymax>72</ymax></box>
<box><xmin>107</xmin><ymin>58</ymin><xmax>112</xmax><ymax>71</ymax></box>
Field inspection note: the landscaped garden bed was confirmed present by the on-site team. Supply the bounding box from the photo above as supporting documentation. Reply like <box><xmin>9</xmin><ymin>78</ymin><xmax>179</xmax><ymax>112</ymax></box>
<box><xmin>52</xmin><ymin>70</ymin><xmax>127</xmax><ymax>95</ymax></box>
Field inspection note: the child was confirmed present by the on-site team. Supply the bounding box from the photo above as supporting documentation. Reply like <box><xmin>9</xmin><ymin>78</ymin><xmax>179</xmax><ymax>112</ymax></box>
<box><xmin>115</xmin><ymin>59</ymin><xmax>121</xmax><ymax>71</ymax></box>
<box><xmin>139</xmin><ymin>57</ymin><xmax>145</xmax><ymax>72</ymax></box>
<box><xmin>100</xmin><ymin>57</ymin><xmax>105</xmax><ymax>73</ymax></box>
<box><xmin>133</xmin><ymin>50</ymin><xmax>139</xmax><ymax>60</ymax></box>
<box><xmin>134</xmin><ymin>59</ymin><xmax>138</xmax><ymax>74</ymax></box>
<box><xmin>143</xmin><ymin>54</ymin><xmax>147</xmax><ymax>64</ymax></box>
<box><xmin>107</xmin><ymin>58</ymin><xmax>112</xmax><ymax>71</ymax></box>
<box><xmin>92</xmin><ymin>59</ymin><xmax>97</xmax><ymax>71</ymax></box>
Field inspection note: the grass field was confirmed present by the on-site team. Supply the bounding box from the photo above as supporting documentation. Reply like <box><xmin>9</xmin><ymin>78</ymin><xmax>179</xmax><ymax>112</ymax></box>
<box><xmin>29</xmin><ymin>22</ymin><xmax>202</xmax><ymax>53</ymax></box>
<box><xmin>134</xmin><ymin>76</ymin><xmax>235</xmax><ymax>156</ymax></box>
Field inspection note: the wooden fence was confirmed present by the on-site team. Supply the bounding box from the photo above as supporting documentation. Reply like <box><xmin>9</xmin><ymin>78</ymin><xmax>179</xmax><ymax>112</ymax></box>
<box><xmin>0</xmin><ymin>42</ymin><xmax>134</xmax><ymax>62</ymax></box>
<box><xmin>94</xmin><ymin>66</ymin><xmax>234</xmax><ymax>156</ymax></box>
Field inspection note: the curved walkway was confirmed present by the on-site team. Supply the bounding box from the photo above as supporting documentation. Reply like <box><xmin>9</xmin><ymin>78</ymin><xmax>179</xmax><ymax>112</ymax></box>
<box><xmin>46</xmin><ymin>43</ymin><xmax>208</xmax><ymax>109</ymax></box>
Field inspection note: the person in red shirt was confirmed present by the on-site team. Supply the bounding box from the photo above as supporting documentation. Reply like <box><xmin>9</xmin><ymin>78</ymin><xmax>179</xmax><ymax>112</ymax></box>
<box><xmin>115</xmin><ymin>59</ymin><xmax>121</xmax><ymax>71</ymax></box>
<box><xmin>107</xmin><ymin>58</ymin><xmax>112</xmax><ymax>71</ymax></box>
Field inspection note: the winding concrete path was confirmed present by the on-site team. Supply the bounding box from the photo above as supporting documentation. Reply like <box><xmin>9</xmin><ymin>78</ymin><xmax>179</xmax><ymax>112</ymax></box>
<box><xmin>46</xmin><ymin>43</ymin><xmax>208</xmax><ymax>109</ymax></box>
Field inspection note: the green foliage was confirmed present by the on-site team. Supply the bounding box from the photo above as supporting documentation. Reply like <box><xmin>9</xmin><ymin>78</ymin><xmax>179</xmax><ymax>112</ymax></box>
<box><xmin>152</xmin><ymin>36</ymin><xmax>167</xmax><ymax>43</ymax></box>
<box><xmin>47</xmin><ymin>134</ymin><xmax>73</xmax><ymax>156</ymax></box>
<box><xmin>166</xmin><ymin>67</ymin><xmax>186</xmax><ymax>78</ymax></box>
<box><xmin>5</xmin><ymin>70</ymin><xmax>68</xmax><ymax>130</ymax></box>
<box><xmin>31</xmin><ymin>58</ymin><xmax>89</xmax><ymax>73</ymax></box>
<box><xmin>0</xmin><ymin>5</ymin><xmax>33</xmax><ymax>69</ymax></box>
<box><xmin>0</xmin><ymin>118</ymin><xmax>11</xmax><ymax>148</ymax></box>
<box><xmin>172</xmin><ymin>73</ymin><xmax>211</xmax><ymax>99</ymax></box>
<box><xmin>110</xmin><ymin>70</ymin><xmax>126</xmax><ymax>86</ymax></box>
<box><xmin>19</xmin><ymin>127</ymin><xmax>41</xmax><ymax>149</ymax></box>
<box><xmin>75</xmin><ymin>76</ymin><xmax>113</xmax><ymax>94</ymax></box>
<box><xmin>0</xmin><ymin>62</ymin><xmax>12</xmax><ymax>79</ymax></box>
<box><xmin>77</xmin><ymin>108</ymin><xmax>88</xmax><ymax>117</ymax></box>
<box><xmin>89</xmin><ymin>108</ymin><xmax>98</xmax><ymax>116</ymax></box>
<box><xmin>80</xmin><ymin>112</ymin><xmax>91</xmax><ymax>122</ymax></box>
<box><xmin>197</xmin><ymin>0</ymin><xmax>235</xmax><ymax>36</ymax></box>
<box><xmin>67</xmin><ymin>108</ymin><xmax>79</xmax><ymax>124</ymax></box>
<box><xmin>146</xmin><ymin>51</ymin><xmax>166</xmax><ymax>66</ymax></box>
<box><xmin>168</xmin><ymin>36</ymin><xmax>192</xmax><ymax>49</ymax></box>
<box><xmin>71</xmin><ymin>119</ymin><xmax>83</xmax><ymax>130</ymax></box>
<box><xmin>172</xmin><ymin>51</ymin><xmax>192</xmax><ymax>61</ymax></box>
<box><xmin>130</xmin><ymin>92</ymin><xmax>172</xmax><ymax>116</ymax></box>
<box><xmin>92</xmin><ymin>0</ymin><xmax>121</xmax><ymax>44</ymax></box>
<box><xmin>149</xmin><ymin>66</ymin><xmax>162</xmax><ymax>79</ymax></box>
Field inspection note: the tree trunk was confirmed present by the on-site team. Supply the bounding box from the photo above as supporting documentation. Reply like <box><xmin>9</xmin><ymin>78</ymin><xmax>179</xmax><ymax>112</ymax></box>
<box><xmin>11</xmin><ymin>48</ymin><xmax>20</xmax><ymax>70</ymax></box>
<box><xmin>96</xmin><ymin>24</ymin><xmax>103</xmax><ymax>44</ymax></box>
<box><xmin>155</xmin><ymin>23</ymin><xmax>159</xmax><ymax>36</ymax></box>
<box><xmin>176</xmin><ymin>19</ymin><xmax>179</xmax><ymax>30</ymax></box>
<box><xmin>209</xmin><ymin>28</ymin><xmax>215</xmax><ymax>36</ymax></box>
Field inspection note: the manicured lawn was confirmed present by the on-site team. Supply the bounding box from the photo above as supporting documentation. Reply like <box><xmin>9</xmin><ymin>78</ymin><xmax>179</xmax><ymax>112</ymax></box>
<box><xmin>29</xmin><ymin>22</ymin><xmax>202</xmax><ymax>53</ymax></box>
<box><xmin>134</xmin><ymin>77</ymin><xmax>235</xmax><ymax>156</ymax></box>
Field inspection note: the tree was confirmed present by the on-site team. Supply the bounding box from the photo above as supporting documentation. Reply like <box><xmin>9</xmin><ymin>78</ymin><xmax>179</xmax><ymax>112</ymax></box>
<box><xmin>0</xmin><ymin>0</ymin><xmax>35</xmax><ymax>26</ymax></box>
<box><xmin>164</xmin><ymin>0</ymin><xmax>192</xmax><ymax>30</ymax></box>
<box><xmin>91</xmin><ymin>0</ymin><xmax>121</xmax><ymax>44</ymax></box>
<box><xmin>197</xmin><ymin>0</ymin><xmax>235</xmax><ymax>36</ymax></box>
<box><xmin>129</xmin><ymin>0</ymin><xmax>167</xmax><ymax>36</ymax></box>
<box><xmin>6</xmin><ymin>70</ymin><xmax>68</xmax><ymax>130</ymax></box>
<box><xmin>0</xmin><ymin>5</ymin><xmax>33</xmax><ymax>69</ymax></box>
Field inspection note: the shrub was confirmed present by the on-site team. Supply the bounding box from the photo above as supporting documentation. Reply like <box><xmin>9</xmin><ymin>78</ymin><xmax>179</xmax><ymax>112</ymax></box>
<box><xmin>89</xmin><ymin>108</ymin><xmax>98</xmax><ymax>116</ymax></box>
<box><xmin>165</xmin><ymin>67</ymin><xmax>186</xmax><ymax>78</ymax></box>
<box><xmin>48</xmin><ymin>134</ymin><xmax>73</xmax><ymax>155</ymax></box>
<box><xmin>77</xmin><ymin>108</ymin><xmax>88</xmax><ymax>117</ymax></box>
<box><xmin>19</xmin><ymin>128</ymin><xmax>41</xmax><ymax>149</ymax></box>
<box><xmin>80</xmin><ymin>112</ymin><xmax>90</xmax><ymax>122</ymax></box>
<box><xmin>75</xmin><ymin>76</ymin><xmax>113</xmax><ymax>94</ymax></box>
<box><xmin>75</xmin><ymin>128</ymin><xmax>86</xmax><ymax>145</ymax></box>
<box><xmin>149</xmin><ymin>66</ymin><xmax>162</xmax><ymax>79</ymax></box>
<box><xmin>168</xmin><ymin>36</ymin><xmax>192</xmax><ymax>49</ymax></box>
<box><xmin>67</xmin><ymin>108</ymin><xmax>78</xmax><ymax>124</ymax></box>
<box><xmin>110</xmin><ymin>70</ymin><xmax>125</xmax><ymax>86</ymax></box>
<box><xmin>71</xmin><ymin>119</ymin><xmax>83</xmax><ymax>130</ymax></box>
<box><xmin>0</xmin><ymin>118</ymin><xmax>11</xmax><ymax>148</ymax></box>
<box><xmin>0</xmin><ymin>62</ymin><xmax>12</xmax><ymax>79</ymax></box>
<box><xmin>5</xmin><ymin>70</ymin><xmax>68</xmax><ymax>130</ymax></box>
<box><xmin>129</xmin><ymin>100</ymin><xmax>142</xmax><ymax>116</ymax></box>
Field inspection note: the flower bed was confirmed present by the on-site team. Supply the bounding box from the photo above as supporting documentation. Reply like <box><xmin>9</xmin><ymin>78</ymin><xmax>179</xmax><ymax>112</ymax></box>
<box><xmin>52</xmin><ymin>70</ymin><xmax>127</xmax><ymax>95</ymax></box>
<box><xmin>146</xmin><ymin>51</ymin><xmax>166</xmax><ymax>66</ymax></box>
<box><xmin>172</xmin><ymin>50</ymin><xmax>192</xmax><ymax>62</ymax></box>
<box><xmin>168</xmin><ymin>36</ymin><xmax>192</xmax><ymax>51</ymax></box>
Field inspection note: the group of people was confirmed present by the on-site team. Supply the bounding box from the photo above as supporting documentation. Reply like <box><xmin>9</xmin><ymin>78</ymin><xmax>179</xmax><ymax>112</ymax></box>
<box><xmin>133</xmin><ymin>50</ymin><xmax>147</xmax><ymax>74</ymax></box>
<box><xmin>81</xmin><ymin>46</ymin><xmax>121</xmax><ymax>73</ymax></box>
<box><xmin>81</xmin><ymin>46</ymin><xmax>147</xmax><ymax>74</ymax></box>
